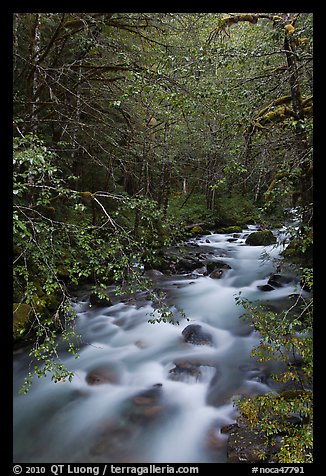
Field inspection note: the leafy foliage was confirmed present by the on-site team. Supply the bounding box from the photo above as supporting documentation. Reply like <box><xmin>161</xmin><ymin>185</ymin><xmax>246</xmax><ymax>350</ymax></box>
<box><xmin>13</xmin><ymin>133</ymin><xmax>183</xmax><ymax>392</ymax></box>
<box><xmin>235</xmin><ymin>285</ymin><xmax>313</xmax><ymax>462</ymax></box>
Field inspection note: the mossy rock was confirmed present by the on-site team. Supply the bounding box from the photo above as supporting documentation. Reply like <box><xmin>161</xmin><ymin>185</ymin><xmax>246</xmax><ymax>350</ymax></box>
<box><xmin>245</xmin><ymin>230</ymin><xmax>276</xmax><ymax>246</ymax></box>
<box><xmin>190</xmin><ymin>225</ymin><xmax>204</xmax><ymax>235</ymax></box>
<box><xmin>215</xmin><ymin>225</ymin><xmax>243</xmax><ymax>234</ymax></box>
<box><xmin>281</xmin><ymin>239</ymin><xmax>313</xmax><ymax>268</ymax></box>
<box><xmin>13</xmin><ymin>303</ymin><xmax>32</xmax><ymax>339</ymax></box>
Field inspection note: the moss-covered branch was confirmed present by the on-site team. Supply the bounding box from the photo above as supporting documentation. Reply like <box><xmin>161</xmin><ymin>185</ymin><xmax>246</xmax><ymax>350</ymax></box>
<box><xmin>244</xmin><ymin>96</ymin><xmax>313</xmax><ymax>139</ymax></box>
<box><xmin>208</xmin><ymin>14</ymin><xmax>261</xmax><ymax>41</ymax></box>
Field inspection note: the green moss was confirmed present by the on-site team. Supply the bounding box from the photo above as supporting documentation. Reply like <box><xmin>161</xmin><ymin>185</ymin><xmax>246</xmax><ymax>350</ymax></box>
<box><xmin>281</xmin><ymin>238</ymin><xmax>313</xmax><ymax>267</ymax></box>
<box><xmin>245</xmin><ymin>230</ymin><xmax>277</xmax><ymax>246</ymax></box>
<box><xmin>243</xmin><ymin>216</ymin><xmax>256</xmax><ymax>225</ymax></box>
<box><xmin>191</xmin><ymin>225</ymin><xmax>204</xmax><ymax>235</ymax></box>
<box><xmin>13</xmin><ymin>303</ymin><xmax>32</xmax><ymax>339</ymax></box>
<box><xmin>216</xmin><ymin>225</ymin><xmax>243</xmax><ymax>234</ymax></box>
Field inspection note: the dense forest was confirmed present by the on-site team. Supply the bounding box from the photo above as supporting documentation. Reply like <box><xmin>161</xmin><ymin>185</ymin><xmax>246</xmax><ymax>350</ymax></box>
<box><xmin>13</xmin><ymin>12</ymin><xmax>313</xmax><ymax>464</ymax></box>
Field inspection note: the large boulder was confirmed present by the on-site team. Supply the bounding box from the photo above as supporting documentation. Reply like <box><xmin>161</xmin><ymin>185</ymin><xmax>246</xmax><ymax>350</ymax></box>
<box><xmin>182</xmin><ymin>324</ymin><xmax>214</xmax><ymax>346</ymax></box>
<box><xmin>245</xmin><ymin>230</ymin><xmax>276</xmax><ymax>246</ymax></box>
<box><xmin>175</xmin><ymin>256</ymin><xmax>205</xmax><ymax>273</ymax></box>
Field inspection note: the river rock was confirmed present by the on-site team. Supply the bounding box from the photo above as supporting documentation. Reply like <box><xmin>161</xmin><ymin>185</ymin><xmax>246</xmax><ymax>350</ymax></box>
<box><xmin>239</xmin><ymin>364</ymin><xmax>269</xmax><ymax>384</ymax></box>
<box><xmin>224</xmin><ymin>418</ymin><xmax>270</xmax><ymax>463</ymax></box>
<box><xmin>89</xmin><ymin>291</ymin><xmax>112</xmax><ymax>307</ymax></box>
<box><xmin>182</xmin><ymin>324</ymin><xmax>214</xmax><ymax>346</ymax></box>
<box><xmin>135</xmin><ymin>339</ymin><xmax>147</xmax><ymax>349</ymax></box>
<box><xmin>267</xmin><ymin>274</ymin><xmax>294</xmax><ymax>288</ymax></box>
<box><xmin>192</xmin><ymin>266</ymin><xmax>207</xmax><ymax>275</ymax></box>
<box><xmin>144</xmin><ymin>269</ymin><xmax>165</xmax><ymax>279</ymax></box>
<box><xmin>245</xmin><ymin>230</ymin><xmax>276</xmax><ymax>246</ymax></box>
<box><xmin>206</xmin><ymin>261</ymin><xmax>232</xmax><ymax>274</ymax></box>
<box><xmin>206</xmin><ymin>425</ymin><xmax>228</xmax><ymax>452</ymax></box>
<box><xmin>168</xmin><ymin>361</ymin><xmax>202</xmax><ymax>381</ymax></box>
<box><xmin>257</xmin><ymin>284</ymin><xmax>275</xmax><ymax>292</ymax></box>
<box><xmin>175</xmin><ymin>257</ymin><xmax>205</xmax><ymax>273</ymax></box>
<box><xmin>86</xmin><ymin>366</ymin><xmax>120</xmax><ymax>385</ymax></box>
<box><xmin>209</xmin><ymin>269</ymin><xmax>224</xmax><ymax>279</ymax></box>
<box><xmin>125</xmin><ymin>384</ymin><xmax>165</xmax><ymax>425</ymax></box>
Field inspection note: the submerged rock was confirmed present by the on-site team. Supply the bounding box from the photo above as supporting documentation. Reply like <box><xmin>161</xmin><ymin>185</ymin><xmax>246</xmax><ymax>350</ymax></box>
<box><xmin>168</xmin><ymin>361</ymin><xmax>202</xmax><ymax>382</ymax></box>
<box><xmin>206</xmin><ymin>424</ymin><xmax>228</xmax><ymax>454</ymax></box>
<box><xmin>86</xmin><ymin>365</ymin><xmax>121</xmax><ymax>385</ymax></box>
<box><xmin>125</xmin><ymin>384</ymin><xmax>165</xmax><ymax>425</ymax></box>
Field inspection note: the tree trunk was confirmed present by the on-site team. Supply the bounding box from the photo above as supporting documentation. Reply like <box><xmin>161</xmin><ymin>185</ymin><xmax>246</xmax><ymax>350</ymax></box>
<box><xmin>30</xmin><ymin>14</ymin><xmax>41</xmax><ymax>131</ymax></box>
<box><xmin>158</xmin><ymin>105</ymin><xmax>171</xmax><ymax>213</ymax></box>
<box><xmin>284</xmin><ymin>31</ymin><xmax>312</xmax><ymax>224</ymax></box>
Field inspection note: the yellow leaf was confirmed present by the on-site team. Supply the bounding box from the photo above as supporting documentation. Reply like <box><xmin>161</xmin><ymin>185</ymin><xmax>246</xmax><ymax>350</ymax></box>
<box><xmin>285</xmin><ymin>24</ymin><xmax>295</xmax><ymax>35</ymax></box>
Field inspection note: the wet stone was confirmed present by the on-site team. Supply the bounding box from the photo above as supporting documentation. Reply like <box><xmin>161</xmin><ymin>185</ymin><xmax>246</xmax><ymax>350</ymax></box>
<box><xmin>168</xmin><ymin>361</ymin><xmax>202</xmax><ymax>382</ymax></box>
<box><xmin>206</xmin><ymin>426</ymin><xmax>228</xmax><ymax>451</ymax></box>
<box><xmin>267</xmin><ymin>274</ymin><xmax>294</xmax><ymax>287</ymax></box>
<box><xmin>257</xmin><ymin>284</ymin><xmax>275</xmax><ymax>292</ymax></box>
<box><xmin>226</xmin><ymin>421</ymin><xmax>270</xmax><ymax>463</ymax></box>
<box><xmin>125</xmin><ymin>384</ymin><xmax>165</xmax><ymax>425</ymax></box>
<box><xmin>182</xmin><ymin>324</ymin><xmax>214</xmax><ymax>346</ymax></box>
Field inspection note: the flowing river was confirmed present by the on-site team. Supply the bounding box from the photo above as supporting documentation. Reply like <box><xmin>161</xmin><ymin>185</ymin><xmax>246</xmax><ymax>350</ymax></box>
<box><xmin>13</xmin><ymin>223</ymin><xmax>308</xmax><ymax>463</ymax></box>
